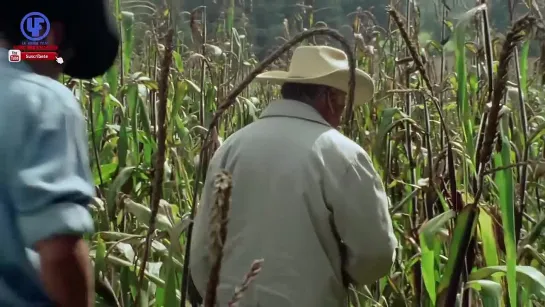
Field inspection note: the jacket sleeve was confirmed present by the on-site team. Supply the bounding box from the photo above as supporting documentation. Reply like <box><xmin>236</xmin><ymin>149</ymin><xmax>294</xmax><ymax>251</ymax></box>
<box><xmin>328</xmin><ymin>150</ymin><xmax>397</xmax><ymax>286</ymax></box>
<box><xmin>10</xmin><ymin>91</ymin><xmax>95</xmax><ymax>247</ymax></box>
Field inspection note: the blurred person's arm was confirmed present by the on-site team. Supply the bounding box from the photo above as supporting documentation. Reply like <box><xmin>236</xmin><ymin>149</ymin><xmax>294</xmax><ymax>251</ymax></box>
<box><xmin>11</xmin><ymin>92</ymin><xmax>95</xmax><ymax>307</ymax></box>
<box><xmin>35</xmin><ymin>235</ymin><xmax>93</xmax><ymax>307</ymax></box>
<box><xmin>327</xmin><ymin>150</ymin><xmax>398</xmax><ymax>286</ymax></box>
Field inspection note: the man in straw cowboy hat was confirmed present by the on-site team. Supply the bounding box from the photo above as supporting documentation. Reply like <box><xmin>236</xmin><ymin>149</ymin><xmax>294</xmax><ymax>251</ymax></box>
<box><xmin>190</xmin><ymin>45</ymin><xmax>397</xmax><ymax>306</ymax></box>
<box><xmin>0</xmin><ymin>1</ymin><xmax>118</xmax><ymax>306</ymax></box>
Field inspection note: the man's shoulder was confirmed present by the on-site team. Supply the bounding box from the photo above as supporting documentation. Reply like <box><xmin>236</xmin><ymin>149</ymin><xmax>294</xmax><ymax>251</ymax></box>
<box><xmin>315</xmin><ymin>129</ymin><xmax>365</xmax><ymax>160</ymax></box>
<box><xmin>0</xmin><ymin>66</ymin><xmax>79</xmax><ymax>116</ymax></box>
<box><xmin>217</xmin><ymin>120</ymin><xmax>258</xmax><ymax>146</ymax></box>
<box><xmin>218</xmin><ymin>121</ymin><xmax>365</xmax><ymax>161</ymax></box>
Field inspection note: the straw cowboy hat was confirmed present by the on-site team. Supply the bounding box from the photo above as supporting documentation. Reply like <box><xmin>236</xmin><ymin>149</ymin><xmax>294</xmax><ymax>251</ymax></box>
<box><xmin>2</xmin><ymin>0</ymin><xmax>119</xmax><ymax>79</ymax></box>
<box><xmin>256</xmin><ymin>45</ymin><xmax>375</xmax><ymax>105</ymax></box>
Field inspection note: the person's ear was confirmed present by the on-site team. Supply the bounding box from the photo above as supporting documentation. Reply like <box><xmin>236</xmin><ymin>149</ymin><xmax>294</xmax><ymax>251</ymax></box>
<box><xmin>324</xmin><ymin>89</ymin><xmax>336</xmax><ymax>113</ymax></box>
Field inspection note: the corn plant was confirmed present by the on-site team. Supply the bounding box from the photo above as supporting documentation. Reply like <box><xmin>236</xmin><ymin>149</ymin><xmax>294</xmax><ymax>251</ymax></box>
<box><xmin>68</xmin><ymin>0</ymin><xmax>545</xmax><ymax>306</ymax></box>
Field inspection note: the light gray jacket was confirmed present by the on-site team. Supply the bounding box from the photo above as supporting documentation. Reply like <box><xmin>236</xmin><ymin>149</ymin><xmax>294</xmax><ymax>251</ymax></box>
<box><xmin>190</xmin><ymin>99</ymin><xmax>397</xmax><ymax>307</ymax></box>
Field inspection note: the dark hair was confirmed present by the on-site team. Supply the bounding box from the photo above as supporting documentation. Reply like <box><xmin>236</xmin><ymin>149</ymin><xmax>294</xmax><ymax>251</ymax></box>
<box><xmin>0</xmin><ymin>16</ymin><xmax>26</xmax><ymax>46</ymax></box>
<box><xmin>281</xmin><ymin>82</ymin><xmax>331</xmax><ymax>104</ymax></box>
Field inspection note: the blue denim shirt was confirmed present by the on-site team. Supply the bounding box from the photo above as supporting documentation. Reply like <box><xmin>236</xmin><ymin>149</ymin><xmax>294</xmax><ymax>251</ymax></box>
<box><xmin>0</xmin><ymin>48</ymin><xmax>95</xmax><ymax>306</ymax></box>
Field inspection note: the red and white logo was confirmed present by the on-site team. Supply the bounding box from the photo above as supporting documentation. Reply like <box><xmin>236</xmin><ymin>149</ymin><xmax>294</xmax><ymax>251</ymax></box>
<box><xmin>8</xmin><ymin>49</ymin><xmax>21</xmax><ymax>62</ymax></box>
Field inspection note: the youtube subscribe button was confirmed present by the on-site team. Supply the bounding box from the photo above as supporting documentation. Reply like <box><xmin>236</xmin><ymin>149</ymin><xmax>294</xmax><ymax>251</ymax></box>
<box><xmin>21</xmin><ymin>52</ymin><xmax>57</xmax><ymax>61</ymax></box>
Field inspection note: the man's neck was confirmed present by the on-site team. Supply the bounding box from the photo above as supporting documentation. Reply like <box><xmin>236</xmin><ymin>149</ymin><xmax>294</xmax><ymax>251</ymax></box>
<box><xmin>304</xmin><ymin>101</ymin><xmax>335</xmax><ymax>127</ymax></box>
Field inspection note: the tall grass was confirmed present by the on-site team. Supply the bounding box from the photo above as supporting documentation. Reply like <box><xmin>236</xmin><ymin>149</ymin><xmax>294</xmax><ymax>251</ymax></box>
<box><xmin>77</xmin><ymin>0</ymin><xmax>545</xmax><ymax>306</ymax></box>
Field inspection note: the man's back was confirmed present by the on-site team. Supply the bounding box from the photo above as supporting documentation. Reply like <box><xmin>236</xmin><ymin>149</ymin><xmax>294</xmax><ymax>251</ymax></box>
<box><xmin>190</xmin><ymin>99</ymin><xmax>397</xmax><ymax>307</ymax></box>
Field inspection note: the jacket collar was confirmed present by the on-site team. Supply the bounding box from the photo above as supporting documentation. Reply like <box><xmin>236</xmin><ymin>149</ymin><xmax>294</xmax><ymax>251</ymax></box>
<box><xmin>259</xmin><ymin>99</ymin><xmax>331</xmax><ymax>127</ymax></box>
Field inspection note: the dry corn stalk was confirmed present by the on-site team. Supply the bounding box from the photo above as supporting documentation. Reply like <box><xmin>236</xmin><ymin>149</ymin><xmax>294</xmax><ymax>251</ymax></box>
<box><xmin>204</xmin><ymin>170</ymin><xmax>233</xmax><ymax>307</ymax></box>
<box><xmin>228</xmin><ymin>259</ymin><xmax>265</xmax><ymax>307</ymax></box>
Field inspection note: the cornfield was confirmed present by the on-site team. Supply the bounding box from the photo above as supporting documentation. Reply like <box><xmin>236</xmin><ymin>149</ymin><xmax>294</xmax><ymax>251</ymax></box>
<box><xmin>74</xmin><ymin>0</ymin><xmax>545</xmax><ymax>306</ymax></box>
